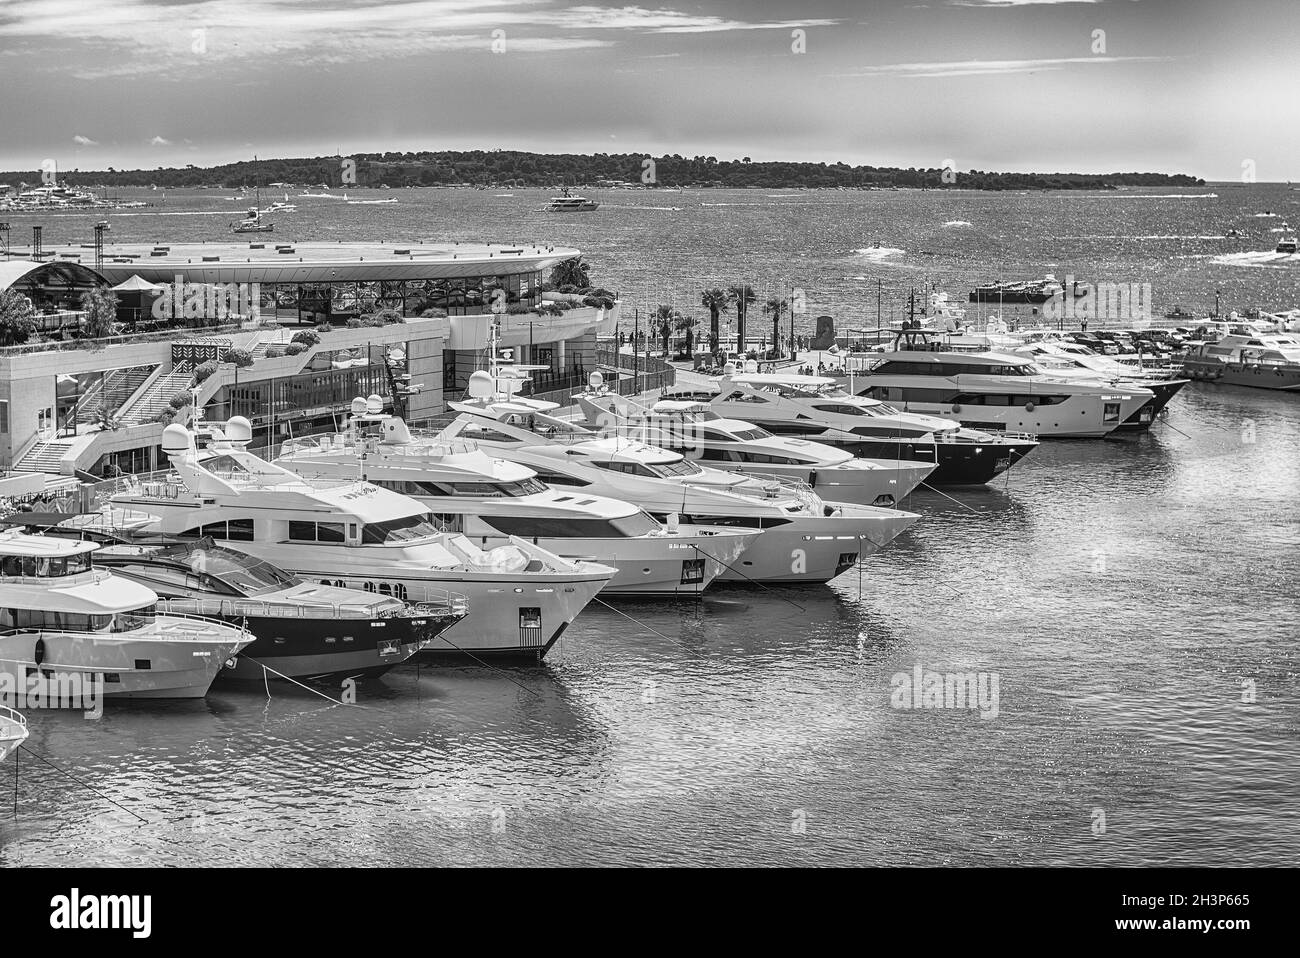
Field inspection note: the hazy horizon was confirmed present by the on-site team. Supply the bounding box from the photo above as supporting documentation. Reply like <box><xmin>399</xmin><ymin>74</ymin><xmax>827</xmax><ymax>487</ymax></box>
<box><xmin>1</xmin><ymin>0</ymin><xmax>1296</xmax><ymax>181</ymax></box>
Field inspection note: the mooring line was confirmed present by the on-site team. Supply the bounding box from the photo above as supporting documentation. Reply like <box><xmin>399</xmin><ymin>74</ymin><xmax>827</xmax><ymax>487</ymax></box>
<box><xmin>590</xmin><ymin>596</ymin><xmax>699</xmax><ymax>651</ymax></box>
<box><xmin>423</xmin><ymin>634</ymin><xmax>546</xmax><ymax>700</ymax></box>
<box><xmin>16</xmin><ymin>744</ymin><xmax>149</xmax><ymax>824</ymax></box>
<box><xmin>239</xmin><ymin>657</ymin><xmax>371</xmax><ymax>709</ymax></box>
<box><xmin>917</xmin><ymin>481</ymin><xmax>986</xmax><ymax>516</ymax></box>
<box><xmin>688</xmin><ymin>544</ymin><xmax>806</xmax><ymax>612</ymax></box>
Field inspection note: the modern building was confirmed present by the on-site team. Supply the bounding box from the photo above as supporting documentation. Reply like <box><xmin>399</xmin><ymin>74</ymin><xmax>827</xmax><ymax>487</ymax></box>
<box><xmin>0</xmin><ymin>238</ymin><xmax>619</xmax><ymax>480</ymax></box>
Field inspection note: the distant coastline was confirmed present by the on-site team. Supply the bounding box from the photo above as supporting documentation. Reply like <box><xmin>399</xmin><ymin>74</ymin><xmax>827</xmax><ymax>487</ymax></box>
<box><xmin>0</xmin><ymin>150</ymin><xmax>1206</xmax><ymax>192</ymax></box>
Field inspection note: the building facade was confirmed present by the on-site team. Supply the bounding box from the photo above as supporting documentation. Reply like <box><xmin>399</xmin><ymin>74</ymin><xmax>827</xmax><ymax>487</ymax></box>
<box><xmin>0</xmin><ymin>239</ymin><xmax>617</xmax><ymax>479</ymax></box>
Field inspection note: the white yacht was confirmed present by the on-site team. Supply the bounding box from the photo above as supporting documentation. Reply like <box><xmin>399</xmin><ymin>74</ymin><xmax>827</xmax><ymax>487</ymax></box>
<box><xmin>662</xmin><ymin>369</ymin><xmax>1038</xmax><ymax>485</ymax></box>
<box><xmin>0</xmin><ymin>528</ymin><xmax>253</xmax><ymax>699</ymax></box>
<box><xmin>570</xmin><ymin>382</ymin><xmax>935</xmax><ymax>506</ymax></box>
<box><xmin>1182</xmin><ymin>332</ymin><xmax>1300</xmax><ymax>390</ymax></box>
<box><xmin>0</xmin><ymin>705</ymin><xmax>27</xmax><ymax>763</ymax></box>
<box><xmin>852</xmin><ymin>331</ymin><xmax>1156</xmax><ymax>438</ymax></box>
<box><xmin>1010</xmin><ymin>342</ymin><xmax>1190</xmax><ymax>430</ymax></box>
<box><xmin>272</xmin><ymin>397</ymin><xmax>759</xmax><ymax>596</ymax></box>
<box><xmin>103</xmin><ymin>415</ymin><xmax>616</xmax><ymax>661</ymax></box>
<box><xmin>546</xmin><ymin>189</ymin><xmax>599</xmax><ymax>211</ymax></box>
<box><xmin>442</xmin><ymin>380</ymin><xmax>920</xmax><ymax>585</ymax></box>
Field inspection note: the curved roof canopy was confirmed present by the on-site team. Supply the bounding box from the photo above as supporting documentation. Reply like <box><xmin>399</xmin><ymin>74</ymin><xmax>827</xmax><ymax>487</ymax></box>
<box><xmin>0</xmin><ymin>259</ymin><xmax>106</xmax><ymax>292</ymax></box>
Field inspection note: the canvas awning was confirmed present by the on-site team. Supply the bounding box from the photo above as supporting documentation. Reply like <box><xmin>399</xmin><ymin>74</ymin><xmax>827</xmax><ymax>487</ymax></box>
<box><xmin>110</xmin><ymin>274</ymin><xmax>165</xmax><ymax>292</ymax></box>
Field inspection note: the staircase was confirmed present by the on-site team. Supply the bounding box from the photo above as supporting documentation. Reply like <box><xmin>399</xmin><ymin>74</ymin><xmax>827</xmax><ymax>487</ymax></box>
<box><xmin>75</xmin><ymin>365</ymin><xmax>156</xmax><ymax>425</ymax></box>
<box><xmin>14</xmin><ymin>437</ymin><xmax>78</xmax><ymax>474</ymax></box>
<box><xmin>120</xmin><ymin>364</ymin><xmax>195</xmax><ymax>425</ymax></box>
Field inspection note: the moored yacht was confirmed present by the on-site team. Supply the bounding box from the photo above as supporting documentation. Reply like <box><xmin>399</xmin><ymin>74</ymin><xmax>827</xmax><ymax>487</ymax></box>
<box><xmin>662</xmin><ymin>369</ymin><xmax>1037</xmax><ymax>484</ymax></box>
<box><xmin>102</xmin><ymin>414</ymin><xmax>616</xmax><ymax>661</ymax></box>
<box><xmin>852</xmin><ymin>331</ymin><xmax>1156</xmax><ymax>438</ymax></box>
<box><xmin>0</xmin><ymin>705</ymin><xmax>27</xmax><ymax>763</ymax></box>
<box><xmin>1181</xmin><ymin>332</ymin><xmax>1300</xmax><ymax>390</ymax></box>
<box><xmin>443</xmin><ymin>385</ymin><xmax>920</xmax><ymax>585</ymax></box>
<box><xmin>4</xmin><ymin>512</ymin><xmax>462</xmax><ymax>683</ymax></box>
<box><xmin>570</xmin><ymin>382</ymin><xmax>935</xmax><ymax>506</ymax></box>
<box><xmin>272</xmin><ymin>397</ymin><xmax>759</xmax><ymax>596</ymax></box>
<box><xmin>0</xmin><ymin>528</ymin><xmax>253</xmax><ymax>699</ymax></box>
<box><xmin>1009</xmin><ymin>342</ymin><xmax>1190</xmax><ymax>430</ymax></box>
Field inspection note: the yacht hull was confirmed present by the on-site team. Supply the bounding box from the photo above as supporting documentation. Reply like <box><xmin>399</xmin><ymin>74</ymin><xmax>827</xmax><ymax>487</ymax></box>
<box><xmin>0</xmin><ymin>629</ymin><xmax>252</xmax><ymax>699</ymax></box>
<box><xmin>814</xmin><ymin>437</ymin><xmax>1037</xmax><ymax>485</ymax></box>
<box><xmin>286</xmin><ymin>565</ymin><xmax>612</xmax><ymax>662</ymax></box>
<box><xmin>1114</xmin><ymin>379</ymin><xmax>1190</xmax><ymax>430</ymax></box>
<box><xmin>213</xmin><ymin>612</ymin><xmax>460</xmax><ymax>683</ymax></box>
<box><xmin>1183</xmin><ymin>360</ymin><xmax>1300</xmax><ymax>391</ymax></box>
<box><xmin>460</xmin><ymin>528</ymin><xmax>757</xmax><ymax>596</ymax></box>
<box><xmin>673</xmin><ymin>507</ymin><xmax>918</xmax><ymax>584</ymax></box>
<box><xmin>722</xmin><ymin>460</ymin><xmax>934</xmax><ymax>506</ymax></box>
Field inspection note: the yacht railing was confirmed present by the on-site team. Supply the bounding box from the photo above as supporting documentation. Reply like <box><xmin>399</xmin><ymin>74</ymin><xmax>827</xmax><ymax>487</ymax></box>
<box><xmin>0</xmin><ymin>613</ymin><xmax>248</xmax><ymax>645</ymax></box>
<box><xmin>0</xmin><ymin>705</ymin><xmax>27</xmax><ymax>741</ymax></box>
<box><xmin>279</xmin><ymin>434</ymin><xmax>481</xmax><ymax>460</ymax></box>
<box><xmin>730</xmin><ymin>472</ymin><xmax>822</xmax><ymax>511</ymax></box>
<box><xmin>155</xmin><ymin>590</ymin><xmax>466</xmax><ymax>620</ymax></box>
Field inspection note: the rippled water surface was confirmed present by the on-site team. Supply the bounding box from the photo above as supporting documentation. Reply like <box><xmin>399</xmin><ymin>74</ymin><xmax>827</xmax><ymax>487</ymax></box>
<box><xmin>2</xmin><ymin>187</ymin><xmax>1298</xmax><ymax>866</ymax></box>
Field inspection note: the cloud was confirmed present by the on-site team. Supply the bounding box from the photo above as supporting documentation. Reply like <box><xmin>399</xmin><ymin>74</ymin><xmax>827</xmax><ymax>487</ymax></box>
<box><xmin>150</xmin><ymin>136</ymin><xmax>172</xmax><ymax>146</ymax></box>
<box><xmin>0</xmin><ymin>1</ymin><xmax>840</xmax><ymax>78</ymax></box>
<box><xmin>72</xmin><ymin>134</ymin><xmax>97</xmax><ymax>145</ymax></box>
<box><xmin>833</xmin><ymin>56</ymin><xmax>1174</xmax><ymax>78</ymax></box>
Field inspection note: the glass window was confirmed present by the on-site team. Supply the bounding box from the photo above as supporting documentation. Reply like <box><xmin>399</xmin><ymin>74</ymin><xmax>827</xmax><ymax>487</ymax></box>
<box><xmin>361</xmin><ymin>514</ymin><xmax>440</xmax><ymax>544</ymax></box>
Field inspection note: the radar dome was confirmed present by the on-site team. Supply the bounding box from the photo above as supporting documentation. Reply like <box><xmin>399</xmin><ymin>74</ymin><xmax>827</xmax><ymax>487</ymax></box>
<box><xmin>383</xmin><ymin>419</ymin><xmax>412</xmax><ymax>444</ymax></box>
<box><xmin>161</xmin><ymin>424</ymin><xmax>191</xmax><ymax>456</ymax></box>
<box><xmin>588</xmin><ymin>371</ymin><xmax>604</xmax><ymax>389</ymax></box>
<box><xmin>743</xmin><ymin>359</ymin><xmax>759</xmax><ymax>374</ymax></box>
<box><xmin>225</xmin><ymin>416</ymin><xmax>252</xmax><ymax>444</ymax></box>
<box><xmin>467</xmin><ymin>370</ymin><xmax>495</xmax><ymax>398</ymax></box>
<box><xmin>366</xmin><ymin>394</ymin><xmax>384</xmax><ymax>415</ymax></box>
<box><xmin>722</xmin><ymin>362</ymin><xmax>737</xmax><ymax>376</ymax></box>
<box><xmin>350</xmin><ymin>396</ymin><xmax>368</xmax><ymax>416</ymax></box>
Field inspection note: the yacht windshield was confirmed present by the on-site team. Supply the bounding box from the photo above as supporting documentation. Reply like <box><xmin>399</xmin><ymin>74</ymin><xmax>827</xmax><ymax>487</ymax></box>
<box><xmin>731</xmin><ymin>427</ymin><xmax>773</xmax><ymax>441</ymax></box>
<box><xmin>208</xmin><ymin>556</ymin><xmax>300</xmax><ymax>594</ymax></box>
<box><xmin>361</xmin><ymin>514</ymin><xmax>442</xmax><ymax>544</ymax></box>
<box><xmin>647</xmin><ymin>459</ymin><xmax>702</xmax><ymax>478</ymax></box>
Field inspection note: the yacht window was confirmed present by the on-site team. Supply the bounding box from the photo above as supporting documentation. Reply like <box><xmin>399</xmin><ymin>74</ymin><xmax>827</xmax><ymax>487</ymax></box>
<box><xmin>361</xmin><ymin>514</ymin><xmax>441</xmax><ymax>544</ymax></box>
<box><xmin>529</xmin><ymin>467</ymin><xmax>589</xmax><ymax>487</ymax></box>
<box><xmin>730</xmin><ymin>428</ymin><xmax>773</xmax><ymax>441</ymax></box>
<box><xmin>0</xmin><ymin>552</ymin><xmax>92</xmax><ymax>577</ymax></box>
<box><xmin>185</xmin><ymin>518</ymin><xmax>255</xmax><ymax>541</ymax></box>
<box><xmin>287</xmin><ymin>520</ymin><xmax>346</xmax><ymax>543</ymax></box>
<box><xmin>812</xmin><ymin>403</ymin><xmax>866</xmax><ymax>416</ymax></box>
<box><xmin>483</xmin><ymin>512</ymin><xmax>659</xmax><ymax>539</ymax></box>
<box><xmin>646</xmin><ymin>459</ymin><xmax>702</xmax><ymax>478</ymax></box>
<box><xmin>204</xmin><ymin>454</ymin><xmax>255</xmax><ymax>480</ymax></box>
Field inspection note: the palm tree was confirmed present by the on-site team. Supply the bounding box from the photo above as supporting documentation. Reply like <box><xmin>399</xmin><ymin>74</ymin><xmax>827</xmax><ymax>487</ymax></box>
<box><xmin>765</xmin><ymin>296</ymin><xmax>789</xmax><ymax>358</ymax></box>
<box><xmin>549</xmin><ymin>257</ymin><xmax>591</xmax><ymax>290</ymax></box>
<box><xmin>728</xmin><ymin>285</ymin><xmax>756</xmax><ymax>351</ymax></box>
<box><xmin>80</xmin><ymin>286</ymin><xmax>119</xmax><ymax>339</ymax></box>
<box><xmin>700</xmin><ymin>288</ymin><xmax>728</xmax><ymax>346</ymax></box>
<box><xmin>654</xmin><ymin>305</ymin><xmax>677</xmax><ymax>357</ymax></box>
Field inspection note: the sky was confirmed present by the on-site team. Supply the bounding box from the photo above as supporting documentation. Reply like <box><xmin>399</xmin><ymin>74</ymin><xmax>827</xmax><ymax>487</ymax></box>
<box><xmin>0</xmin><ymin>0</ymin><xmax>1296</xmax><ymax>180</ymax></box>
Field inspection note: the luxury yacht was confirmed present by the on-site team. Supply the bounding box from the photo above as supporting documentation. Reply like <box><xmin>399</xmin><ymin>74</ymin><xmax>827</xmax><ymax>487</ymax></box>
<box><xmin>546</xmin><ymin>189</ymin><xmax>599</xmax><ymax>211</ymax></box>
<box><xmin>1182</xmin><ymin>332</ymin><xmax>1300</xmax><ymax>390</ymax></box>
<box><xmin>4</xmin><ymin>512</ymin><xmax>461</xmax><ymax>683</ymax></box>
<box><xmin>101</xmin><ymin>413</ymin><xmax>615</xmax><ymax>661</ymax></box>
<box><xmin>851</xmin><ymin>331</ymin><xmax>1156</xmax><ymax>438</ymax></box>
<box><xmin>272</xmin><ymin>397</ymin><xmax>758</xmax><ymax>596</ymax></box>
<box><xmin>0</xmin><ymin>706</ymin><xmax>27</xmax><ymax>763</ymax></box>
<box><xmin>662</xmin><ymin>369</ymin><xmax>1037</xmax><ymax>485</ymax></box>
<box><xmin>442</xmin><ymin>378</ymin><xmax>920</xmax><ymax>585</ymax></box>
<box><xmin>1009</xmin><ymin>342</ymin><xmax>1190</xmax><ymax>430</ymax></box>
<box><xmin>0</xmin><ymin>528</ymin><xmax>253</xmax><ymax>699</ymax></box>
<box><xmin>570</xmin><ymin>381</ymin><xmax>935</xmax><ymax>506</ymax></box>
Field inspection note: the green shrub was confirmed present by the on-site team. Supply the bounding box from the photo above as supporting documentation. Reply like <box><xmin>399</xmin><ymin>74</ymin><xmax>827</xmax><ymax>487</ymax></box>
<box><xmin>290</xmin><ymin>330</ymin><xmax>320</xmax><ymax>347</ymax></box>
<box><xmin>168</xmin><ymin>393</ymin><xmax>192</xmax><ymax>410</ymax></box>
<box><xmin>193</xmin><ymin>360</ymin><xmax>218</xmax><ymax>383</ymax></box>
<box><xmin>264</xmin><ymin>346</ymin><xmax>285</xmax><ymax>359</ymax></box>
<box><xmin>224</xmin><ymin>347</ymin><xmax>254</xmax><ymax>368</ymax></box>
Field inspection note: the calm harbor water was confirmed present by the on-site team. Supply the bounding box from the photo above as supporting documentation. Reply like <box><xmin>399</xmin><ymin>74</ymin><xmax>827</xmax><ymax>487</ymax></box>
<box><xmin>2</xmin><ymin>186</ymin><xmax>1298</xmax><ymax>866</ymax></box>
